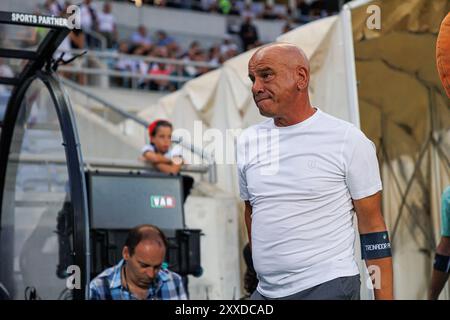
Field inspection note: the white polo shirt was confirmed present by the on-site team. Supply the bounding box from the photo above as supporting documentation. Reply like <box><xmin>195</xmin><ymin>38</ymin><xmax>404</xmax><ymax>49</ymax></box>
<box><xmin>236</xmin><ymin>108</ymin><xmax>382</xmax><ymax>298</ymax></box>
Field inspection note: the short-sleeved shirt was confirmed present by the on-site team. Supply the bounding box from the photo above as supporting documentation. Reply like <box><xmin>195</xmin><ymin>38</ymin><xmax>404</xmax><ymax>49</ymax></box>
<box><xmin>89</xmin><ymin>259</ymin><xmax>187</xmax><ymax>300</ymax></box>
<box><xmin>441</xmin><ymin>186</ymin><xmax>450</xmax><ymax>237</ymax></box>
<box><xmin>130</xmin><ymin>32</ymin><xmax>153</xmax><ymax>46</ymax></box>
<box><xmin>141</xmin><ymin>144</ymin><xmax>183</xmax><ymax>160</ymax></box>
<box><xmin>236</xmin><ymin>108</ymin><xmax>382</xmax><ymax>298</ymax></box>
<box><xmin>97</xmin><ymin>12</ymin><xmax>116</xmax><ymax>33</ymax></box>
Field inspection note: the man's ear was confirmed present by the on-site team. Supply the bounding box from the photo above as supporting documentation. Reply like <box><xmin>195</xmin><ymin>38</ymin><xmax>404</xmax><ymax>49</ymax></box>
<box><xmin>123</xmin><ymin>246</ymin><xmax>130</xmax><ymax>261</ymax></box>
<box><xmin>296</xmin><ymin>66</ymin><xmax>309</xmax><ymax>91</ymax></box>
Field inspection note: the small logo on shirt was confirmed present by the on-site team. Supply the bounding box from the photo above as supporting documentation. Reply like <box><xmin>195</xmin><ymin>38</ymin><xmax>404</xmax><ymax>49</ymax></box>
<box><xmin>308</xmin><ymin>160</ymin><xmax>317</xmax><ymax>169</ymax></box>
<box><xmin>150</xmin><ymin>195</ymin><xmax>176</xmax><ymax>208</ymax></box>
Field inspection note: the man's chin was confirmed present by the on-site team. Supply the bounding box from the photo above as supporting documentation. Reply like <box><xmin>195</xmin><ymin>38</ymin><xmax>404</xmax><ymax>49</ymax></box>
<box><xmin>258</xmin><ymin>107</ymin><xmax>274</xmax><ymax>118</ymax></box>
<box><xmin>139</xmin><ymin>281</ymin><xmax>153</xmax><ymax>288</ymax></box>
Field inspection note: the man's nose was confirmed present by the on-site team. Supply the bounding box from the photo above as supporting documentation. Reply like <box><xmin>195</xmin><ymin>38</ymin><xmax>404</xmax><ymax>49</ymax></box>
<box><xmin>252</xmin><ymin>78</ymin><xmax>264</xmax><ymax>96</ymax></box>
<box><xmin>146</xmin><ymin>267</ymin><xmax>157</xmax><ymax>279</ymax></box>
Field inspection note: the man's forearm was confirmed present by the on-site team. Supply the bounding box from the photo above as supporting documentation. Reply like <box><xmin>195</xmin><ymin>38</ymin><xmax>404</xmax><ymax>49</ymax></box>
<box><xmin>244</xmin><ymin>201</ymin><xmax>252</xmax><ymax>248</ymax></box>
<box><xmin>429</xmin><ymin>269</ymin><xmax>449</xmax><ymax>300</ymax></box>
<box><xmin>365</xmin><ymin>256</ymin><xmax>394</xmax><ymax>300</ymax></box>
<box><xmin>353</xmin><ymin>193</ymin><xmax>394</xmax><ymax>300</ymax></box>
<box><xmin>428</xmin><ymin>237</ymin><xmax>450</xmax><ymax>299</ymax></box>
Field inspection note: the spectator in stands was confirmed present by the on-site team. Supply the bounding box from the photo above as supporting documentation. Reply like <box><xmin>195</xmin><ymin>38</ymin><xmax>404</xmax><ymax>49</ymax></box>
<box><xmin>0</xmin><ymin>59</ymin><xmax>14</xmax><ymax>80</ymax></box>
<box><xmin>201</xmin><ymin>0</ymin><xmax>217</xmax><ymax>12</ymax></box>
<box><xmin>114</xmin><ymin>41</ymin><xmax>138</xmax><ymax>87</ymax></box>
<box><xmin>309</xmin><ymin>0</ymin><xmax>327</xmax><ymax>19</ymax></box>
<box><xmin>284</xmin><ymin>3</ymin><xmax>297</xmax><ymax>21</ymax></box>
<box><xmin>155</xmin><ymin>30</ymin><xmax>179</xmax><ymax>55</ymax></box>
<box><xmin>228</xmin><ymin>1</ymin><xmax>241</xmax><ymax>16</ymax></box>
<box><xmin>217</xmin><ymin>0</ymin><xmax>232</xmax><ymax>15</ymax></box>
<box><xmin>56</xmin><ymin>3</ymin><xmax>87</xmax><ymax>85</ymax></box>
<box><xmin>180</xmin><ymin>41</ymin><xmax>200</xmax><ymax>59</ymax></box>
<box><xmin>282</xmin><ymin>20</ymin><xmax>294</xmax><ymax>34</ymax></box>
<box><xmin>220</xmin><ymin>34</ymin><xmax>238</xmax><ymax>57</ymax></box>
<box><xmin>240</xmin><ymin>3</ymin><xmax>256</xmax><ymax>20</ymax></box>
<box><xmin>296</xmin><ymin>0</ymin><xmax>315</xmax><ymax>24</ymax></box>
<box><xmin>192</xmin><ymin>49</ymin><xmax>210</xmax><ymax>76</ymax></box>
<box><xmin>89</xmin><ymin>224</ymin><xmax>187</xmax><ymax>300</ymax></box>
<box><xmin>130</xmin><ymin>25</ymin><xmax>154</xmax><ymax>55</ymax></box>
<box><xmin>181</xmin><ymin>42</ymin><xmax>202</xmax><ymax>78</ymax></box>
<box><xmin>208</xmin><ymin>45</ymin><xmax>222</xmax><ymax>68</ymax></box>
<box><xmin>43</xmin><ymin>0</ymin><xmax>63</xmax><ymax>16</ymax></box>
<box><xmin>141</xmin><ymin>120</ymin><xmax>194</xmax><ymax>202</ymax></box>
<box><xmin>0</xmin><ymin>59</ymin><xmax>14</xmax><ymax>96</ymax></box>
<box><xmin>80</xmin><ymin>0</ymin><xmax>98</xmax><ymax>47</ymax></box>
<box><xmin>239</xmin><ymin>16</ymin><xmax>259</xmax><ymax>51</ymax></box>
<box><xmin>147</xmin><ymin>47</ymin><xmax>175</xmax><ymax>91</ymax></box>
<box><xmin>152</xmin><ymin>0</ymin><xmax>167</xmax><ymax>7</ymax></box>
<box><xmin>96</xmin><ymin>1</ymin><xmax>117</xmax><ymax>49</ymax></box>
<box><xmin>259</xmin><ymin>3</ymin><xmax>280</xmax><ymax>20</ymax></box>
<box><xmin>165</xmin><ymin>0</ymin><xmax>193</xmax><ymax>10</ymax></box>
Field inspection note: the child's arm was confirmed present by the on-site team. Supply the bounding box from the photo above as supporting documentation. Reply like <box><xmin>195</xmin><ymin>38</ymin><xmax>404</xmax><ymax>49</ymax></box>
<box><xmin>141</xmin><ymin>151</ymin><xmax>172</xmax><ymax>165</ymax></box>
<box><xmin>154</xmin><ymin>157</ymin><xmax>183</xmax><ymax>174</ymax></box>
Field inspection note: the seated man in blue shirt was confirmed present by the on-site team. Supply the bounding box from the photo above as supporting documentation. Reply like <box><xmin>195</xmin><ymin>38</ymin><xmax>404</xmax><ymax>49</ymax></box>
<box><xmin>89</xmin><ymin>224</ymin><xmax>187</xmax><ymax>300</ymax></box>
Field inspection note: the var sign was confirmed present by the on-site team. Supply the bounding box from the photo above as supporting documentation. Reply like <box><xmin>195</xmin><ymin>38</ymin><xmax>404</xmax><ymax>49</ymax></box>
<box><xmin>150</xmin><ymin>195</ymin><xmax>175</xmax><ymax>209</ymax></box>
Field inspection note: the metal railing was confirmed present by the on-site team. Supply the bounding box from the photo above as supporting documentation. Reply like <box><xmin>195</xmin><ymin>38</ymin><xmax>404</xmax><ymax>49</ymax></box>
<box><xmin>60</xmin><ymin>77</ymin><xmax>217</xmax><ymax>184</ymax></box>
<box><xmin>56</xmin><ymin>49</ymin><xmax>219</xmax><ymax>88</ymax></box>
<box><xmin>11</xmin><ymin>153</ymin><xmax>210</xmax><ymax>175</ymax></box>
<box><xmin>83</xmin><ymin>29</ymin><xmax>108</xmax><ymax>51</ymax></box>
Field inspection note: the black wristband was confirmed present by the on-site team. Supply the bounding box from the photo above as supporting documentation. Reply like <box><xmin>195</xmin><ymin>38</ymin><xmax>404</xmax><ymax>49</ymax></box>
<box><xmin>360</xmin><ymin>231</ymin><xmax>392</xmax><ymax>260</ymax></box>
<box><xmin>433</xmin><ymin>253</ymin><xmax>450</xmax><ymax>273</ymax></box>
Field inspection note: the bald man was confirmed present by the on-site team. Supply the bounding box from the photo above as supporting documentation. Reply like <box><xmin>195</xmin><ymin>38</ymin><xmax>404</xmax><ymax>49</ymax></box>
<box><xmin>89</xmin><ymin>225</ymin><xmax>187</xmax><ymax>300</ymax></box>
<box><xmin>236</xmin><ymin>43</ymin><xmax>393</xmax><ymax>300</ymax></box>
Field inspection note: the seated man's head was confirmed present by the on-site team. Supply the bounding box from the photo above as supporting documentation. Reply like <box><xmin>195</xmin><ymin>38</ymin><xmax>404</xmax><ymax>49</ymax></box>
<box><xmin>122</xmin><ymin>224</ymin><xmax>168</xmax><ymax>288</ymax></box>
<box><xmin>148</xmin><ymin>119</ymin><xmax>173</xmax><ymax>154</ymax></box>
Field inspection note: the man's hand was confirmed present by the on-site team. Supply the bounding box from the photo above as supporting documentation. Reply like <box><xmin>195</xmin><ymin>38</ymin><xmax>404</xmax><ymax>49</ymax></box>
<box><xmin>353</xmin><ymin>192</ymin><xmax>394</xmax><ymax>300</ymax></box>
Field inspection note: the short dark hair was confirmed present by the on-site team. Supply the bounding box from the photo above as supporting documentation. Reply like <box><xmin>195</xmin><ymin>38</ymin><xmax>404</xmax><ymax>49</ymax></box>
<box><xmin>150</xmin><ymin>120</ymin><xmax>173</xmax><ymax>137</ymax></box>
<box><xmin>124</xmin><ymin>224</ymin><xmax>168</xmax><ymax>256</ymax></box>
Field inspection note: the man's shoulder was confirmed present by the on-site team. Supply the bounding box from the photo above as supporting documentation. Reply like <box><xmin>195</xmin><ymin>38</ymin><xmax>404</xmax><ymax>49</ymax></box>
<box><xmin>237</xmin><ymin>119</ymin><xmax>272</xmax><ymax>144</ymax></box>
<box><xmin>317</xmin><ymin>109</ymin><xmax>356</xmax><ymax>132</ymax></box>
<box><xmin>317</xmin><ymin>110</ymin><xmax>371</xmax><ymax>143</ymax></box>
<box><xmin>161</xmin><ymin>268</ymin><xmax>183</xmax><ymax>283</ymax></box>
<box><xmin>90</xmin><ymin>265</ymin><xmax>117</xmax><ymax>288</ymax></box>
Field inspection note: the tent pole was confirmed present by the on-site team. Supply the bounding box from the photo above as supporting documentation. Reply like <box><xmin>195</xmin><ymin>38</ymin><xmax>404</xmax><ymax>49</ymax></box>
<box><xmin>380</xmin><ymin>114</ymin><xmax>431</xmax><ymax>248</ymax></box>
<box><xmin>391</xmin><ymin>135</ymin><xmax>431</xmax><ymax>243</ymax></box>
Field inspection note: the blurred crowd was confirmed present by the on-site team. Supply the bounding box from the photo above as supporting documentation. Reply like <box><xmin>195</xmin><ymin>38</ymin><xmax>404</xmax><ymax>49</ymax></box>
<box><xmin>37</xmin><ymin>0</ymin><xmax>348</xmax><ymax>91</ymax></box>
<box><xmin>127</xmin><ymin>0</ymin><xmax>346</xmax><ymax>23</ymax></box>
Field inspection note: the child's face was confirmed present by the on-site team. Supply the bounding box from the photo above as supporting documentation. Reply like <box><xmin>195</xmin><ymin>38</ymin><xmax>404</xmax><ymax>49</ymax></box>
<box><xmin>152</xmin><ymin>126</ymin><xmax>172</xmax><ymax>154</ymax></box>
